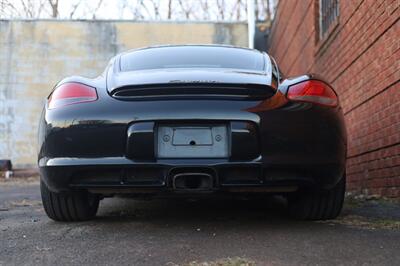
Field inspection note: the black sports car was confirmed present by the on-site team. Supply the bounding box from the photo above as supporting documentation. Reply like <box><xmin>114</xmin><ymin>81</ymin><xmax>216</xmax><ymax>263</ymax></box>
<box><xmin>38</xmin><ymin>45</ymin><xmax>346</xmax><ymax>222</ymax></box>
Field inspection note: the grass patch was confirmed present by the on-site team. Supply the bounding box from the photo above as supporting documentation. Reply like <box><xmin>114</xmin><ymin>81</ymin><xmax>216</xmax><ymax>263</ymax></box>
<box><xmin>335</xmin><ymin>215</ymin><xmax>400</xmax><ymax>230</ymax></box>
<box><xmin>10</xmin><ymin>199</ymin><xmax>42</xmax><ymax>207</ymax></box>
<box><xmin>170</xmin><ymin>257</ymin><xmax>255</xmax><ymax>266</ymax></box>
<box><xmin>0</xmin><ymin>176</ymin><xmax>39</xmax><ymax>186</ymax></box>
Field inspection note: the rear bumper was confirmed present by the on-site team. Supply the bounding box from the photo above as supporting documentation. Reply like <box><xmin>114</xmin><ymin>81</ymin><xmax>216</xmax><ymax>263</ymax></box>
<box><xmin>38</xmin><ymin>96</ymin><xmax>347</xmax><ymax>194</ymax></box>
<box><xmin>39</xmin><ymin>157</ymin><xmax>345</xmax><ymax>193</ymax></box>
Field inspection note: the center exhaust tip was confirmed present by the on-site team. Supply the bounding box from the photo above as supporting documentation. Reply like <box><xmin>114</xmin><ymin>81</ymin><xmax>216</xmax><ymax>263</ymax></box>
<box><xmin>173</xmin><ymin>172</ymin><xmax>213</xmax><ymax>190</ymax></box>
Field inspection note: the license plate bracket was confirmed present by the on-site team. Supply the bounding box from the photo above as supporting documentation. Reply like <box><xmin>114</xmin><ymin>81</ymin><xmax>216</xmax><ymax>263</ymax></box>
<box><xmin>157</xmin><ymin>125</ymin><xmax>228</xmax><ymax>158</ymax></box>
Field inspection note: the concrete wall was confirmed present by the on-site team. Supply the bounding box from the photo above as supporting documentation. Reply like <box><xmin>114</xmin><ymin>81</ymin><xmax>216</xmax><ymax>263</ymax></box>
<box><xmin>0</xmin><ymin>20</ymin><xmax>248</xmax><ymax>167</ymax></box>
<box><xmin>268</xmin><ymin>1</ymin><xmax>400</xmax><ymax>198</ymax></box>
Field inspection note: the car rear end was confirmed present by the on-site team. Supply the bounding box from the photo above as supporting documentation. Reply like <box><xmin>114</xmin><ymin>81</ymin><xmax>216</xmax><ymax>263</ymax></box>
<box><xmin>38</xmin><ymin>46</ymin><xmax>347</xmax><ymax>221</ymax></box>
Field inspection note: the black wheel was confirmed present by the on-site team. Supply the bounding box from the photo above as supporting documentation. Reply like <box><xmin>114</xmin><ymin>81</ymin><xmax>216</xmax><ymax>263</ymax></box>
<box><xmin>288</xmin><ymin>176</ymin><xmax>346</xmax><ymax>220</ymax></box>
<box><xmin>40</xmin><ymin>180</ymin><xmax>99</xmax><ymax>222</ymax></box>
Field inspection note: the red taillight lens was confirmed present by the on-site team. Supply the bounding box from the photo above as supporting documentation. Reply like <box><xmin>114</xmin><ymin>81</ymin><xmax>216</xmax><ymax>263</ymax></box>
<box><xmin>48</xmin><ymin>83</ymin><xmax>97</xmax><ymax>109</ymax></box>
<box><xmin>287</xmin><ymin>80</ymin><xmax>338</xmax><ymax>107</ymax></box>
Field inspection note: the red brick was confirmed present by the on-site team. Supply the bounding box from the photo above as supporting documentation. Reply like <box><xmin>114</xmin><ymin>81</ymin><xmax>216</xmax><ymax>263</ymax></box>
<box><xmin>269</xmin><ymin>0</ymin><xmax>400</xmax><ymax>198</ymax></box>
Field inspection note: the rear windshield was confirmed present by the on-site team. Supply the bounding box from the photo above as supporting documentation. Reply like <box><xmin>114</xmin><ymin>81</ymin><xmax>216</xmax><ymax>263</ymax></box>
<box><xmin>120</xmin><ymin>46</ymin><xmax>265</xmax><ymax>72</ymax></box>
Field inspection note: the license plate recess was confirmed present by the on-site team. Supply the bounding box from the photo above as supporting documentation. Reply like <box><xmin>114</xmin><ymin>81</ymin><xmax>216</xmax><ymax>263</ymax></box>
<box><xmin>157</xmin><ymin>125</ymin><xmax>228</xmax><ymax>158</ymax></box>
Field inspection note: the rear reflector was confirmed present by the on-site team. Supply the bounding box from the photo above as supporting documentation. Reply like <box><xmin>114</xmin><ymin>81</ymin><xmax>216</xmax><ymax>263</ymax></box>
<box><xmin>48</xmin><ymin>83</ymin><xmax>97</xmax><ymax>109</ymax></box>
<box><xmin>287</xmin><ymin>80</ymin><xmax>338</xmax><ymax>107</ymax></box>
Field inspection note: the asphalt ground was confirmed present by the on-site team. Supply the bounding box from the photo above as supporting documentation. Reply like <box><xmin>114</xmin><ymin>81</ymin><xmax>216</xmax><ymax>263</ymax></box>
<box><xmin>1</xmin><ymin>178</ymin><xmax>400</xmax><ymax>266</ymax></box>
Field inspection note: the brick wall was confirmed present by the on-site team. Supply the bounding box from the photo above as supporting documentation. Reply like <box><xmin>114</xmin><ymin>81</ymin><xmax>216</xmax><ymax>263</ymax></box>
<box><xmin>268</xmin><ymin>0</ymin><xmax>400</xmax><ymax>197</ymax></box>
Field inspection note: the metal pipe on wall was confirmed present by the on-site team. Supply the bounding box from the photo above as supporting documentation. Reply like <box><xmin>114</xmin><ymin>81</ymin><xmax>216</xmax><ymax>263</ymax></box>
<box><xmin>247</xmin><ymin>0</ymin><xmax>255</xmax><ymax>49</ymax></box>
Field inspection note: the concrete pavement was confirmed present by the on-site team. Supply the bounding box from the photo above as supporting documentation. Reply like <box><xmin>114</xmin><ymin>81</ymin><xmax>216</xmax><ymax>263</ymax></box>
<box><xmin>1</xmin><ymin>178</ymin><xmax>400</xmax><ymax>266</ymax></box>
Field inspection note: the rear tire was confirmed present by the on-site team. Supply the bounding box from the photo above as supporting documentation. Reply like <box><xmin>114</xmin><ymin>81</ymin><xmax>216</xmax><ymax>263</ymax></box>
<box><xmin>40</xmin><ymin>180</ymin><xmax>99</xmax><ymax>222</ymax></box>
<box><xmin>288</xmin><ymin>176</ymin><xmax>345</xmax><ymax>220</ymax></box>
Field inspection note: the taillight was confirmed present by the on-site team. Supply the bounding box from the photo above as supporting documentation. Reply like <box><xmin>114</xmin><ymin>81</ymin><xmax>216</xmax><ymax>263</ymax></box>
<box><xmin>287</xmin><ymin>80</ymin><xmax>338</xmax><ymax>107</ymax></box>
<box><xmin>48</xmin><ymin>83</ymin><xmax>97</xmax><ymax>109</ymax></box>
